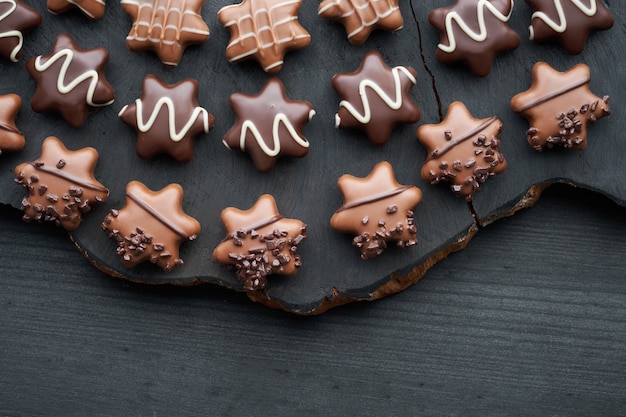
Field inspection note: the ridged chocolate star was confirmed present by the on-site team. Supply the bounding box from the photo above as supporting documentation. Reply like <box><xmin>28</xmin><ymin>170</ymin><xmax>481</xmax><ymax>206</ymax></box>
<box><xmin>0</xmin><ymin>93</ymin><xmax>24</xmax><ymax>155</ymax></box>
<box><xmin>47</xmin><ymin>0</ymin><xmax>106</xmax><ymax>19</ymax></box>
<box><xmin>223</xmin><ymin>78</ymin><xmax>315</xmax><ymax>172</ymax></box>
<box><xmin>0</xmin><ymin>0</ymin><xmax>42</xmax><ymax>62</ymax></box>
<box><xmin>119</xmin><ymin>75</ymin><xmax>215</xmax><ymax>163</ymax></box>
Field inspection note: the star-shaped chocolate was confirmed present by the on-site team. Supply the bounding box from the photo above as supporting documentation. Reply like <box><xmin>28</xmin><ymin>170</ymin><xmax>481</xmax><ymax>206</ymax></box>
<box><xmin>102</xmin><ymin>181</ymin><xmax>201</xmax><ymax>272</ymax></box>
<box><xmin>332</xmin><ymin>51</ymin><xmax>420</xmax><ymax>145</ymax></box>
<box><xmin>121</xmin><ymin>0</ymin><xmax>210</xmax><ymax>66</ymax></box>
<box><xmin>26</xmin><ymin>33</ymin><xmax>115</xmax><ymax>128</ymax></box>
<box><xmin>318</xmin><ymin>0</ymin><xmax>404</xmax><ymax>45</ymax></box>
<box><xmin>47</xmin><ymin>0</ymin><xmax>106</xmax><ymax>20</ymax></box>
<box><xmin>510</xmin><ymin>61</ymin><xmax>609</xmax><ymax>151</ymax></box>
<box><xmin>218</xmin><ymin>0</ymin><xmax>311</xmax><ymax>73</ymax></box>
<box><xmin>14</xmin><ymin>136</ymin><xmax>109</xmax><ymax>230</ymax></box>
<box><xmin>119</xmin><ymin>75</ymin><xmax>215</xmax><ymax>163</ymax></box>
<box><xmin>0</xmin><ymin>93</ymin><xmax>25</xmax><ymax>155</ymax></box>
<box><xmin>223</xmin><ymin>78</ymin><xmax>315</xmax><ymax>172</ymax></box>
<box><xmin>213</xmin><ymin>194</ymin><xmax>307</xmax><ymax>291</ymax></box>
<box><xmin>417</xmin><ymin>101</ymin><xmax>507</xmax><ymax>200</ymax></box>
<box><xmin>0</xmin><ymin>0</ymin><xmax>41</xmax><ymax>62</ymax></box>
<box><xmin>428</xmin><ymin>0</ymin><xmax>520</xmax><ymax>77</ymax></box>
<box><xmin>526</xmin><ymin>0</ymin><xmax>614</xmax><ymax>54</ymax></box>
<box><xmin>331</xmin><ymin>161</ymin><xmax>422</xmax><ymax>260</ymax></box>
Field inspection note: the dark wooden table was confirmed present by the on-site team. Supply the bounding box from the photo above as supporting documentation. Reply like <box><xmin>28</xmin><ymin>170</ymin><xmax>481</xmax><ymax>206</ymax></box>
<box><xmin>2</xmin><ymin>183</ymin><xmax>625</xmax><ymax>416</ymax></box>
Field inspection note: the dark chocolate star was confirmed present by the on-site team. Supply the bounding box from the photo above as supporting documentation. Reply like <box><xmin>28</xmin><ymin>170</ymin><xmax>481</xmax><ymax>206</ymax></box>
<box><xmin>0</xmin><ymin>0</ymin><xmax>41</xmax><ymax>62</ymax></box>
<box><xmin>223</xmin><ymin>78</ymin><xmax>315</xmax><ymax>172</ymax></box>
<box><xmin>332</xmin><ymin>50</ymin><xmax>420</xmax><ymax>145</ymax></box>
<box><xmin>0</xmin><ymin>93</ymin><xmax>24</xmax><ymax>155</ymax></box>
<box><xmin>26</xmin><ymin>33</ymin><xmax>115</xmax><ymax>128</ymax></box>
<box><xmin>119</xmin><ymin>75</ymin><xmax>215</xmax><ymax>163</ymax></box>
<box><xmin>428</xmin><ymin>0</ymin><xmax>520</xmax><ymax>77</ymax></box>
<box><xmin>525</xmin><ymin>0</ymin><xmax>614</xmax><ymax>54</ymax></box>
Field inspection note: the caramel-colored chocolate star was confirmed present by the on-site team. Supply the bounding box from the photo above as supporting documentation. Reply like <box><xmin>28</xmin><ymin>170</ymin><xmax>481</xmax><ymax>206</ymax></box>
<box><xmin>121</xmin><ymin>0</ymin><xmax>210</xmax><ymax>66</ymax></box>
<box><xmin>213</xmin><ymin>194</ymin><xmax>307</xmax><ymax>291</ymax></box>
<box><xmin>26</xmin><ymin>33</ymin><xmax>115</xmax><ymax>128</ymax></box>
<box><xmin>331</xmin><ymin>161</ymin><xmax>422</xmax><ymax>259</ymax></box>
<box><xmin>417</xmin><ymin>102</ymin><xmax>506</xmax><ymax>200</ymax></box>
<box><xmin>218</xmin><ymin>0</ymin><xmax>311</xmax><ymax>73</ymax></box>
<box><xmin>510</xmin><ymin>61</ymin><xmax>609</xmax><ymax>151</ymax></box>
<box><xmin>526</xmin><ymin>0</ymin><xmax>614</xmax><ymax>55</ymax></box>
<box><xmin>428</xmin><ymin>0</ymin><xmax>520</xmax><ymax>77</ymax></box>
<box><xmin>47</xmin><ymin>0</ymin><xmax>106</xmax><ymax>20</ymax></box>
<box><xmin>0</xmin><ymin>93</ymin><xmax>25</xmax><ymax>155</ymax></box>
<box><xmin>102</xmin><ymin>181</ymin><xmax>201</xmax><ymax>272</ymax></box>
<box><xmin>14</xmin><ymin>136</ymin><xmax>109</xmax><ymax>230</ymax></box>
<box><xmin>223</xmin><ymin>78</ymin><xmax>314</xmax><ymax>172</ymax></box>
<box><xmin>0</xmin><ymin>0</ymin><xmax>41</xmax><ymax>62</ymax></box>
<box><xmin>318</xmin><ymin>0</ymin><xmax>404</xmax><ymax>45</ymax></box>
<box><xmin>332</xmin><ymin>51</ymin><xmax>420</xmax><ymax>145</ymax></box>
<box><xmin>119</xmin><ymin>75</ymin><xmax>215</xmax><ymax>163</ymax></box>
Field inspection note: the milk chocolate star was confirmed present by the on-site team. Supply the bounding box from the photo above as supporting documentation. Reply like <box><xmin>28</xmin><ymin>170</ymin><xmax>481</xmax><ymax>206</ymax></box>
<box><xmin>119</xmin><ymin>75</ymin><xmax>215</xmax><ymax>163</ymax></box>
<box><xmin>318</xmin><ymin>0</ymin><xmax>404</xmax><ymax>45</ymax></box>
<box><xmin>26</xmin><ymin>33</ymin><xmax>115</xmax><ymax>128</ymax></box>
<box><xmin>0</xmin><ymin>93</ymin><xmax>25</xmax><ymax>155</ymax></box>
<box><xmin>332</xmin><ymin>51</ymin><xmax>420</xmax><ymax>145</ymax></box>
<box><xmin>218</xmin><ymin>0</ymin><xmax>311</xmax><ymax>73</ymax></box>
<box><xmin>213</xmin><ymin>194</ymin><xmax>307</xmax><ymax>291</ymax></box>
<box><xmin>223</xmin><ymin>78</ymin><xmax>315</xmax><ymax>172</ymax></box>
<box><xmin>0</xmin><ymin>0</ymin><xmax>42</xmax><ymax>62</ymax></box>
<box><xmin>102</xmin><ymin>181</ymin><xmax>201</xmax><ymax>272</ymax></box>
<box><xmin>14</xmin><ymin>136</ymin><xmax>109</xmax><ymax>230</ymax></box>
<box><xmin>428</xmin><ymin>0</ymin><xmax>520</xmax><ymax>77</ymax></box>
<box><xmin>121</xmin><ymin>0</ymin><xmax>210</xmax><ymax>66</ymax></box>
<box><xmin>526</xmin><ymin>0</ymin><xmax>614</xmax><ymax>54</ymax></box>
<box><xmin>417</xmin><ymin>102</ymin><xmax>507</xmax><ymax>200</ymax></box>
<box><xmin>510</xmin><ymin>62</ymin><xmax>609</xmax><ymax>151</ymax></box>
<box><xmin>47</xmin><ymin>0</ymin><xmax>106</xmax><ymax>20</ymax></box>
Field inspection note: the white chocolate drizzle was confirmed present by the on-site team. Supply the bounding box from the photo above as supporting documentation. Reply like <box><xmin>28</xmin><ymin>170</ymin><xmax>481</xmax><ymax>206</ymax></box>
<box><xmin>529</xmin><ymin>0</ymin><xmax>597</xmax><ymax>40</ymax></box>
<box><xmin>318</xmin><ymin>0</ymin><xmax>402</xmax><ymax>40</ymax></box>
<box><xmin>0</xmin><ymin>0</ymin><xmax>24</xmax><ymax>62</ymax></box>
<box><xmin>336</xmin><ymin>65</ymin><xmax>416</xmax><ymax>126</ymax></box>
<box><xmin>438</xmin><ymin>0</ymin><xmax>514</xmax><ymax>53</ymax></box>
<box><xmin>119</xmin><ymin>97</ymin><xmax>210</xmax><ymax>142</ymax></box>
<box><xmin>34</xmin><ymin>48</ymin><xmax>114</xmax><ymax>107</ymax></box>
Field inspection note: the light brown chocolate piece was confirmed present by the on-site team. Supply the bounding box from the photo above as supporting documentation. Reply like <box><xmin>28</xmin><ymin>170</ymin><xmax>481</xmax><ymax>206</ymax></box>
<box><xmin>47</xmin><ymin>0</ymin><xmax>106</xmax><ymax>19</ymax></box>
<box><xmin>318</xmin><ymin>0</ymin><xmax>403</xmax><ymax>45</ymax></box>
<box><xmin>121</xmin><ymin>0</ymin><xmax>210</xmax><ymax>66</ymax></box>
<box><xmin>331</xmin><ymin>161</ymin><xmax>422</xmax><ymax>260</ymax></box>
<box><xmin>102</xmin><ymin>181</ymin><xmax>201</xmax><ymax>272</ymax></box>
<box><xmin>417</xmin><ymin>102</ymin><xmax>506</xmax><ymax>201</ymax></box>
<box><xmin>510</xmin><ymin>62</ymin><xmax>609</xmax><ymax>151</ymax></box>
<box><xmin>14</xmin><ymin>136</ymin><xmax>109</xmax><ymax>230</ymax></box>
<box><xmin>0</xmin><ymin>93</ymin><xmax>25</xmax><ymax>155</ymax></box>
<box><xmin>213</xmin><ymin>194</ymin><xmax>307</xmax><ymax>291</ymax></box>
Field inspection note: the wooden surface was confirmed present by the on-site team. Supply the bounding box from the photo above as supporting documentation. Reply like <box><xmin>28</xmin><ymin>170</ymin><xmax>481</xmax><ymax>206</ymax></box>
<box><xmin>1</xmin><ymin>184</ymin><xmax>625</xmax><ymax>415</ymax></box>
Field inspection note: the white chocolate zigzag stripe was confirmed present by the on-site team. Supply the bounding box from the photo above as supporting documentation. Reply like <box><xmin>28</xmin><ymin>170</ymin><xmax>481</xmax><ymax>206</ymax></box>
<box><xmin>34</xmin><ymin>48</ymin><xmax>114</xmax><ymax>107</ymax></box>
<box><xmin>118</xmin><ymin>97</ymin><xmax>210</xmax><ymax>142</ymax></box>
<box><xmin>438</xmin><ymin>0</ymin><xmax>514</xmax><ymax>53</ymax></box>
<box><xmin>529</xmin><ymin>0</ymin><xmax>597</xmax><ymax>39</ymax></box>
<box><xmin>0</xmin><ymin>0</ymin><xmax>24</xmax><ymax>62</ymax></box>
<box><xmin>336</xmin><ymin>65</ymin><xmax>416</xmax><ymax>126</ymax></box>
<box><xmin>65</xmin><ymin>0</ymin><xmax>105</xmax><ymax>19</ymax></box>
<box><xmin>224</xmin><ymin>111</ymin><xmax>315</xmax><ymax>157</ymax></box>
<box><xmin>318</xmin><ymin>0</ymin><xmax>402</xmax><ymax>40</ymax></box>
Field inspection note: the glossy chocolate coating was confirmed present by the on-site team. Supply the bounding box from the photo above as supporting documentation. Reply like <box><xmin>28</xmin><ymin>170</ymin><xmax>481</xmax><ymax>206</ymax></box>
<box><xmin>119</xmin><ymin>75</ymin><xmax>215</xmax><ymax>163</ymax></box>
<box><xmin>428</xmin><ymin>0</ymin><xmax>520</xmax><ymax>77</ymax></box>
<box><xmin>47</xmin><ymin>0</ymin><xmax>106</xmax><ymax>20</ymax></box>
<box><xmin>14</xmin><ymin>136</ymin><xmax>109</xmax><ymax>230</ymax></box>
<box><xmin>213</xmin><ymin>194</ymin><xmax>307</xmax><ymax>291</ymax></box>
<box><xmin>223</xmin><ymin>78</ymin><xmax>314</xmax><ymax>172</ymax></box>
<box><xmin>332</xmin><ymin>50</ymin><xmax>420</xmax><ymax>146</ymax></box>
<box><xmin>510</xmin><ymin>62</ymin><xmax>609</xmax><ymax>151</ymax></box>
<box><xmin>0</xmin><ymin>0</ymin><xmax>41</xmax><ymax>62</ymax></box>
<box><xmin>102</xmin><ymin>181</ymin><xmax>201</xmax><ymax>272</ymax></box>
<box><xmin>0</xmin><ymin>93</ymin><xmax>24</xmax><ymax>154</ymax></box>
<box><xmin>25</xmin><ymin>33</ymin><xmax>115</xmax><ymax>128</ymax></box>
<box><xmin>418</xmin><ymin>102</ymin><xmax>507</xmax><ymax>201</ymax></box>
<box><xmin>525</xmin><ymin>0</ymin><xmax>614</xmax><ymax>55</ymax></box>
<box><xmin>318</xmin><ymin>0</ymin><xmax>403</xmax><ymax>45</ymax></box>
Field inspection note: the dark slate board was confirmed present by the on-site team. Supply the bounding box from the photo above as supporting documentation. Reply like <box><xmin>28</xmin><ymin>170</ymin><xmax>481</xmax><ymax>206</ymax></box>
<box><xmin>0</xmin><ymin>0</ymin><xmax>622</xmax><ymax>314</ymax></box>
